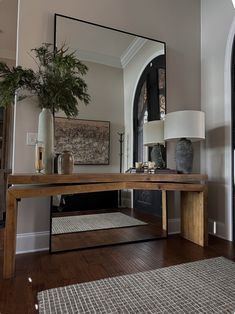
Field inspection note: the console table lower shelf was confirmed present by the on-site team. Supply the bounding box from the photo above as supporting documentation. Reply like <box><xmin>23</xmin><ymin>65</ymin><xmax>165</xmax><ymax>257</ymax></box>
<box><xmin>3</xmin><ymin>173</ymin><xmax>208</xmax><ymax>279</ymax></box>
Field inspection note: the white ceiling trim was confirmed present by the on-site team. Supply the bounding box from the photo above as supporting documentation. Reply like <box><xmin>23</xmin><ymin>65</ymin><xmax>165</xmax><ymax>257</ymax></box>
<box><xmin>76</xmin><ymin>49</ymin><xmax>122</xmax><ymax>69</ymax></box>
<box><xmin>120</xmin><ymin>37</ymin><xmax>148</xmax><ymax>68</ymax></box>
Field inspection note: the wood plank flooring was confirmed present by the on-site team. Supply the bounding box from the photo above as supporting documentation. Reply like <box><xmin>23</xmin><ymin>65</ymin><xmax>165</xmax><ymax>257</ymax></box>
<box><xmin>0</xmin><ymin>235</ymin><xmax>234</xmax><ymax>313</ymax></box>
<box><xmin>51</xmin><ymin>208</ymin><xmax>165</xmax><ymax>252</ymax></box>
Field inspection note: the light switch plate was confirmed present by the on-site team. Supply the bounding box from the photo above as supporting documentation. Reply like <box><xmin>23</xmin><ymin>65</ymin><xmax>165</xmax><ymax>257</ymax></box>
<box><xmin>26</xmin><ymin>132</ymin><xmax>38</xmax><ymax>145</ymax></box>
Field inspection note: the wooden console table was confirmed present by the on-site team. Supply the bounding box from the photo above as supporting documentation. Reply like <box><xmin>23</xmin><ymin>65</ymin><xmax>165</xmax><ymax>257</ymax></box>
<box><xmin>3</xmin><ymin>173</ymin><xmax>208</xmax><ymax>279</ymax></box>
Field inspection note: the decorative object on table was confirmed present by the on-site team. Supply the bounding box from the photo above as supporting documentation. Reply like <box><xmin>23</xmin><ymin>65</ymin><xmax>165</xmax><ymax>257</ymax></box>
<box><xmin>54</xmin><ymin>117</ymin><xmax>110</xmax><ymax>165</ymax></box>
<box><xmin>35</xmin><ymin>140</ymin><xmax>44</xmax><ymax>173</ymax></box>
<box><xmin>0</xmin><ymin>43</ymin><xmax>90</xmax><ymax>173</ymax></box>
<box><xmin>117</xmin><ymin>132</ymin><xmax>124</xmax><ymax>207</ymax></box>
<box><xmin>164</xmin><ymin>110</ymin><xmax>205</xmax><ymax>173</ymax></box>
<box><xmin>135</xmin><ymin>162</ymin><xmax>143</xmax><ymax>169</ymax></box>
<box><xmin>148</xmin><ymin>161</ymin><xmax>155</xmax><ymax>169</ymax></box>
<box><xmin>143</xmin><ymin>120</ymin><xmax>166</xmax><ymax>169</ymax></box>
<box><xmin>125</xmin><ymin>166</ymin><xmax>177</xmax><ymax>174</ymax></box>
<box><xmin>58</xmin><ymin>150</ymin><xmax>74</xmax><ymax>174</ymax></box>
<box><xmin>118</xmin><ymin>132</ymin><xmax>124</xmax><ymax>173</ymax></box>
<box><xmin>53</xmin><ymin>153</ymin><xmax>61</xmax><ymax>174</ymax></box>
<box><xmin>38</xmin><ymin>108</ymin><xmax>54</xmax><ymax>173</ymax></box>
<box><xmin>133</xmin><ymin>162</ymin><xmax>149</xmax><ymax>172</ymax></box>
<box><xmin>142</xmin><ymin>162</ymin><xmax>150</xmax><ymax>173</ymax></box>
<box><xmin>132</xmin><ymin>162</ymin><xmax>154</xmax><ymax>173</ymax></box>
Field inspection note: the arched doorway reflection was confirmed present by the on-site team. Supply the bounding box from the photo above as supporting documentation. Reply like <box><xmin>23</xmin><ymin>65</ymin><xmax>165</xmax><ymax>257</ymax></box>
<box><xmin>133</xmin><ymin>55</ymin><xmax>166</xmax><ymax>215</ymax></box>
<box><xmin>231</xmin><ymin>36</ymin><xmax>235</xmax><ymax>241</ymax></box>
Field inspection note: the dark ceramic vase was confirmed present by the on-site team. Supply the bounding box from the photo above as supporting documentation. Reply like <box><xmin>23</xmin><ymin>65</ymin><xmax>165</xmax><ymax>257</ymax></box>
<box><xmin>53</xmin><ymin>153</ymin><xmax>61</xmax><ymax>174</ymax></box>
<box><xmin>175</xmin><ymin>138</ymin><xmax>193</xmax><ymax>173</ymax></box>
<box><xmin>151</xmin><ymin>144</ymin><xmax>166</xmax><ymax>169</ymax></box>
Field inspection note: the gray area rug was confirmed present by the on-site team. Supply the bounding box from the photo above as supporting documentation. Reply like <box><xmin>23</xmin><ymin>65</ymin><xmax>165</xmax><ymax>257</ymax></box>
<box><xmin>37</xmin><ymin>257</ymin><xmax>235</xmax><ymax>313</ymax></box>
<box><xmin>52</xmin><ymin>212</ymin><xmax>147</xmax><ymax>235</ymax></box>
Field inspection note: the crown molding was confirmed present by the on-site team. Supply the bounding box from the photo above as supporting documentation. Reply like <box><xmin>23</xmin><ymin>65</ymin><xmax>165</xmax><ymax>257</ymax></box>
<box><xmin>76</xmin><ymin>49</ymin><xmax>122</xmax><ymax>68</ymax></box>
<box><xmin>121</xmin><ymin>37</ymin><xmax>148</xmax><ymax>68</ymax></box>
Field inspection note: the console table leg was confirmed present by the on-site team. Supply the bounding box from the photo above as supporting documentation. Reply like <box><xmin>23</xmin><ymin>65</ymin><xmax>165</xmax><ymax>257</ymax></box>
<box><xmin>181</xmin><ymin>190</ymin><xmax>208</xmax><ymax>247</ymax></box>
<box><xmin>3</xmin><ymin>192</ymin><xmax>17</xmax><ymax>279</ymax></box>
<box><xmin>162</xmin><ymin>190</ymin><xmax>167</xmax><ymax>232</ymax></box>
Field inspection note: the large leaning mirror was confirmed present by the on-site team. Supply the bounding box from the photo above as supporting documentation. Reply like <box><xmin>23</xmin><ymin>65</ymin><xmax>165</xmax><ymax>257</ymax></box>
<box><xmin>51</xmin><ymin>14</ymin><xmax>166</xmax><ymax>253</ymax></box>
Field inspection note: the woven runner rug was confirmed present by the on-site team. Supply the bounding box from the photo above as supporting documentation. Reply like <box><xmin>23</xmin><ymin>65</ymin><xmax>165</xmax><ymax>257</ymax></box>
<box><xmin>37</xmin><ymin>257</ymin><xmax>235</xmax><ymax>313</ymax></box>
<box><xmin>52</xmin><ymin>212</ymin><xmax>147</xmax><ymax>235</ymax></box>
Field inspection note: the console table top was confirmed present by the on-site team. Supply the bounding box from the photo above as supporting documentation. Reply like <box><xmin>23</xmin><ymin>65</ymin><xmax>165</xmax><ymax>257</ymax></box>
<box><xmin>8</xmin><ymin>173</ymin><xmax>208</xmax><ymax>185</ymax></box>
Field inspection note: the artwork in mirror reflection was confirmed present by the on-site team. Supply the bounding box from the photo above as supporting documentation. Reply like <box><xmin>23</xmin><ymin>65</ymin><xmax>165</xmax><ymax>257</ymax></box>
<box><xmin>51</xmin><ymin>14</ymin><xmax>166</xmax><ymax>253</ymax></box>
<box><xmin>54</xmin><ymin>117</ymin><xmax>110</xmax><ymax>165</ymax></box>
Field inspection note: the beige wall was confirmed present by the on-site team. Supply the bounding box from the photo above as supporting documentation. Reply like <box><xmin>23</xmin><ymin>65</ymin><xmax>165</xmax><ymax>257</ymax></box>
<box><xmin>201</xmin><ymin>0</ymin><xmax>234</xmax><ymax>240</ymax></box>
<box><xmin>0</xmin><ymin>0</ymin><xmax>17</xmax><ymax>60</ymax></box>
<box><xmin>0</xmin><ymin>58</ymin><xmax>15</xmax><ymax>67</ymax></box>
<box><xmin>67</xmin><ymin>60</ymin><xmax>124</xmax><ymax>174</ymax></box>
<box><xmin>14</xmin><ymin>0</ymin><xmax>201</xmax><ymax>245</ymax></box>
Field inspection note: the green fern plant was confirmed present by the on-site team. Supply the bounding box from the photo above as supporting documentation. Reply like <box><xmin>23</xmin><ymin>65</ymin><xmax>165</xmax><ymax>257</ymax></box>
<box><xmin>0</xmin><ymin>43</ymin><xmax>90</xmax><ymax>117</ymax></box>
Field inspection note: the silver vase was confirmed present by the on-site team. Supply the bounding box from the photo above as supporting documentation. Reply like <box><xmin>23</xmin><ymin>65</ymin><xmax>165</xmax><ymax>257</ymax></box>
<box><xmin>37</xmin><ymin>108</ymin><xmax>54</xmax><ymax>174</ymax></box>
<box><xmin>58</xmin><ymin>150</ymin><xmax>74</xmax><ymax>174</ymax></box>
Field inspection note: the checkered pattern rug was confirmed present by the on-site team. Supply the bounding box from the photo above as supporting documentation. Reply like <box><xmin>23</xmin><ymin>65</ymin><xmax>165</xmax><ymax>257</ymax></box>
<box><xmin>52</xmin><ymin>212</ymin><xmax>147</xmax><ymax>235</ymax></box>
<box><xmin>37</xmin><ymin>257</ymin><xmax>235</xmax><ymax>313</ymax></box>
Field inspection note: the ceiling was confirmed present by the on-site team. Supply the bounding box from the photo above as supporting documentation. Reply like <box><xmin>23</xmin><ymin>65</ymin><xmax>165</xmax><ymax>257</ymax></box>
<box><xmin>0</xmin><ymin>0</ymin><xmax>18</xmax><ymax>60</ymax></box>
<box><xmin>56</xmin><ymin>16</ymin><xmax>164</xmax><ymax>69</ymax></box>
<box><xmin>57</xmin><ymin>16</ymin><xmax>137</xmax><ymax>68</ymax></box>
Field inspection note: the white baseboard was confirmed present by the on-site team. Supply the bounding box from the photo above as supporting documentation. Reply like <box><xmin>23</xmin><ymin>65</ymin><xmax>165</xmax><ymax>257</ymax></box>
<box><xmin>15</xmin><ymin>219</ymin><xmax>226</xmax><ymax>254</ymax></box>
<box><xmin>121</xmin><ymin>196</ymin><xmax>132</xmax><ymax>208</ymax></box>
<box><xmin>16</xmin><ymin>219</ymin><xmax>181</xmax><ymax>254</ymax></box>
<box><xmin>16</xmin><ymin>231</ymin><xmax>49</xmax><ymax>254</ymax></box>
<box><xmin>167</xmin><ymin>218</ymin><xmax>227</xmax><ymax>240</ymax></box>
<box><xmin>208</xmin><ymin>219</ymin><xmax>227</xmax><ymax>240</ymax></box>
<box><xmin>168</xmin><ymin>218</ymin><xmax>180</xmax><ymax>234</ymax></box>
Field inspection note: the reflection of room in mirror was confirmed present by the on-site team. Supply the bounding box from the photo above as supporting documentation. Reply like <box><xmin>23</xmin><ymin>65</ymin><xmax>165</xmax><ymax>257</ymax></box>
<box><xmin>56</xmin><ymin>16</ymin><xmax>164</xmax><ymax>68</ymax></box>
<box><xmin>51</xmin><ymin>202</ymin><xmax>166</xmax><ymax>253</ymax></box>
<box><xmin>54</xmin><ymin>117</ymin><xmax>110</xmax><ymax>165</ymax></box>
<box><xmin>55</xmin><ymin>14</ymin><xmax>165</xmax><ymax>174</ymax></box>
<box><xmin>158</xmin><ymin>68</ymin><xmax>166</xmax><ymax>119</ymax></box>
<box><xmin>50</xmin><ymin>190</ymin><xmax>166</xmax><ymax>253</ymax></box>
<box><xmin>52</xmin><ymin>212</ymin><xmax>147</xmax><ymax>235</ymax></box>
<box><xmin>53</xmin><ymin>14</ymin><xmax>166</xmax><ymax>253</ymax></box>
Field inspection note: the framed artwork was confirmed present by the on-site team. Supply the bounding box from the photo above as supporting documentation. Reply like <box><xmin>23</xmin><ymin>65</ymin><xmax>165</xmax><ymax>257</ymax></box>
<box><xmin>54</xmin><ymin>117</ymin><xmax>110</xmax><ymax>165</ymax></box>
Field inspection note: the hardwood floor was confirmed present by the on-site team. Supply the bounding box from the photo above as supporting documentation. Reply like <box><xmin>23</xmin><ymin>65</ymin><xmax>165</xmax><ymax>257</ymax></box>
<box><xmin>0</xmin><ymin>235</ymin><xmax>234</xmax><ymax>313</ymax></box>
<box><xmin>51</xmin><ymin>208</ymin><xmax>165</xmax><ymax>252</ymax></box>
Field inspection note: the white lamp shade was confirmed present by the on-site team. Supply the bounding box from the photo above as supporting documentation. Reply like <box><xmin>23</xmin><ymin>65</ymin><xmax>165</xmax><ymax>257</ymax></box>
<box><xmin>143</xmin><ymin>120</ymin><xmax>164</xmax><ymax>146</ymax></box>
<box><xmin>232</xmin><ymin>0</ymin><xmax>235</xmax><ymax>8</ymax></box>
<box><xmin>164</xmin><ymin>110</ymin><xmax>205</xmax><ymax>142</ymax></box>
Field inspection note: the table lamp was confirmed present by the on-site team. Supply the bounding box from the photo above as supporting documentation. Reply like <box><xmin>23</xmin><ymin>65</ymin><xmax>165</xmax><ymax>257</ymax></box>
<box><xmin>164</xmin><ymin>110</ymin><xmax>205</xmax><ymax>173</ymax></box>
<box><xmin>143</xmin><ymin>120</ymin><xmax>166</xmax><ymax>169</ymax></box>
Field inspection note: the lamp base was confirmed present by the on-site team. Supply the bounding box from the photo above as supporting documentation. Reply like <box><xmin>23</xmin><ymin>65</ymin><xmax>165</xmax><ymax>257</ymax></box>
<box><xmin>151</xmin><ymin>144</ymin><xmax>166</xmax><ymax>169</ymax></box>
<box><xmin>175</xmin><ymin>138</ymin><xmax>193</xmax><ymax>173</ymax></box>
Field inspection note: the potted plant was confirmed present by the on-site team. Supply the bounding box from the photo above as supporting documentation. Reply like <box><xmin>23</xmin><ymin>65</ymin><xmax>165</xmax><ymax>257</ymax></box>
<box><xmin>0</xmin><ymin>43</ymin><xmax>90</xmax><ymax>173</ymax></box>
